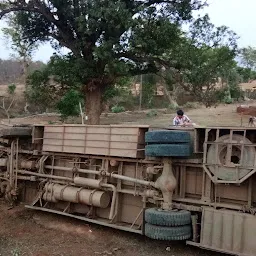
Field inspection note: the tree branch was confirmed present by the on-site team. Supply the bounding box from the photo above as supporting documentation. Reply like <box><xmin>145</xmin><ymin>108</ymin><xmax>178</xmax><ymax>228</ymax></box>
<box><xmin>0</xmin><ymin>6</ymin><xmax>36</xmax><ymax>19</ymax></box>
<box><xmin>1</xmin><ymin>1</ymin><xmax>77</xmax><ymax>54</ymax></box>
<box><xmin>136</xmin><ymin>0</ymin><xmax>206</xmax><ymax>10</ymax></box>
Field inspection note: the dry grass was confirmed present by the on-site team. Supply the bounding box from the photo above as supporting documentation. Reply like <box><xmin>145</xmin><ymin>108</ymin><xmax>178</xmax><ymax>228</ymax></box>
<box><xmin>2</xmin><ymin>101</ymin><xmax>255</xmax><ymax>128</ymax></box>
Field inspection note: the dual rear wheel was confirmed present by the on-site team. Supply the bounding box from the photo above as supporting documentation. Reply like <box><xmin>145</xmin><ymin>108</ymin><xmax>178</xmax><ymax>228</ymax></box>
<box><xmin>144</xmin><ymin>208</ymin><xmax>192</xmax><ymax>241</ymax></box>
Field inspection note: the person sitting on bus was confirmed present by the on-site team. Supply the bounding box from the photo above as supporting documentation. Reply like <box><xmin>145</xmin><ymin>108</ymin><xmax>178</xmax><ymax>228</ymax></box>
<box><xmin>173</xmin><ymin>109</ymin><xmax>191</xmax><ymax>126</ymax></box>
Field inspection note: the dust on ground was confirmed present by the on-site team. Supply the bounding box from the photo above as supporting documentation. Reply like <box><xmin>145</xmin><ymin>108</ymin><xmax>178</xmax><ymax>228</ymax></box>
<box><xmin>0</xmin><ymin>102</ymin><xmax>255</xmax><ymax>256</ymax></box>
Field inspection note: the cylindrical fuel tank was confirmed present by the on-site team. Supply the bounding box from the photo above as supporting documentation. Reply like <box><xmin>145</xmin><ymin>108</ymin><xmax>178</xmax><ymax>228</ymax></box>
<box><xmin>73</xmin><ymin>177</ymin><xmax>102</xmax><ymax>188</ymax></box>
<box><xmin>43</xmin><ymin>183</ymin><xmax>110</xmax><ymax>208</ymax></box>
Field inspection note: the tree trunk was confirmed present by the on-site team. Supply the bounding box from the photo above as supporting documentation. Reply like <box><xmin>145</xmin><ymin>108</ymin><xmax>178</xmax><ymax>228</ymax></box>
<box><xmin>160</xmin><ymin>70</ymin><xmax>178</xmax><ymax>107</ymax></box>
<box><xmin>23</xmin><ymin>58</ymin><xmax>30</xmax><ymax>113</ymax></box>
<box><xmin>162</xmin><ymin>83</ymin><xmax>178</xmax><ymax>107</ymax></box>
<box><xmin>84</xmin><ymin>85</ymin><xmax>103</xmax><ymax>125</ymax></box>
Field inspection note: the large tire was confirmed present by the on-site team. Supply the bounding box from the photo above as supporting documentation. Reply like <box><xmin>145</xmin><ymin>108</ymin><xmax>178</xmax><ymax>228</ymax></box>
<box><xmin>145</xmin><ymin>223</ymin><xmax>191</xmax><ymax>241</ymax></box>
<box><xmin>206</xmin><ymin>134</ymin><xmax>255</xmax><ymax>181</ymax></box>
<box><xmin>145</xmin><ymin>208</ymin><xmax>191</xmax><ymax>227</ymax></box>
<box><xmin>145</xmin><ymin>130</ymin><xmax>191</xmax><ymax>144</ymax></box>
<box><xmin>145</xmin><ymin>144</ymin><xmax>192</xmax><ymax>157</ymax></box>
<box><xmin>0</xmin><ymin>127</ymin><xmax>32</xmax><ymax>138</ymax></box>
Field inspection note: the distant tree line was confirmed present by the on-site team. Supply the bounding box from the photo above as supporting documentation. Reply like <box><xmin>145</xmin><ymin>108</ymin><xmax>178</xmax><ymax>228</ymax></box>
<box><xmin>0</xmin><ymin>58</ymin><xmax>45</xmax><ymax>84</ymax></box>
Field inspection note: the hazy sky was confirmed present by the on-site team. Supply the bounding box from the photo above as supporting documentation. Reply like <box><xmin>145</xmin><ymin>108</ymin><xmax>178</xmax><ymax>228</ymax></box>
<box><xmin>0</xmin><ymin>0</ymin><xmax>255</xmax><ymax>63</ymax></box>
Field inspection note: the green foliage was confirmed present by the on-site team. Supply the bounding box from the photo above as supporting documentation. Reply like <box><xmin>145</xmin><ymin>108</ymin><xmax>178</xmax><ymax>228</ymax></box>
<box><xmin>2</xmin><ymin>1</ymin><xmax>245</xmax><ymax>114</ymax></box>
<box><xmin>142</xmin><ymin>82</ymin><xmax>156</xmax><ymax>108</ymax></box>
<box><xmin>215</xmin><ymin>83</ymin><xmax>244</xmax><ymax>104</ymax></box>
<box><xmin>56</xmin><ymin>89</ymin><xmax>83</xmax><ymax>120</ymax></box>
<box><xmin>2</xmin><ymin>14</ymin><xmax>38</xmax><ymax>61</ymax></box>
<box><xmin>25</xmin><ymin>69</ymin><xmax>56</xmax><ymax>112</ymax></box>
<box><xmin>236</xmin><ymin>67</ymin><xmax>256</xmax><ymax>82</ymax></box>
<box><xmin>111</xmin><ymin>105</ymin><xmax>125</xmax><ymax>113</ymax></box>
<box><xmin>223</xmin><ymin>95</ymin><xmax>233</xmax><ymax>104</ymax></box>
<box><xmin>103</xmin><ymin>77</ymin><xmax>133</xmax><ymax>102</ymax></box>
<box><xmin>169</xmin><ymin>15</ymin><xmax>238</xmax><ymax>107</ymax></box>
<box><xmin>0</xmin><ymin>0</ymin><xmax>207</xmax><ymax>123</ymax></box>
<box><xmin>230</xmin><ymin>83</ymin><xmax>244</xmax><ymax>100</ymax></box>
<box><xmin>183</xmin><ymin>102</ymin><xmax>201</xmax><ymax>109</ymax></box>
<box><xmin>45</xmin><ymin>54</ymin><xmax>85</xmax><ymax>88</ymax></box>
<box><xmin>240</xmin><ymin>47</ymin><xmax>256</xmax><ymax>70</ymax></box>
<box><xmin>146</xmin><ymin>109</ymin><xmax>158</xmax><ymax>117</ymax></box>
<box><xmin>107</xmin><ymin>77</ymin><xmax>138</xmax><ymax>110</ymax></box>
<box><xmin>8</xmin><ymin>83</ymin><xmax>16</xmax><ymax>95</ymax></box>
<box><xmin>25</xmin><ymin>54</ymin><xmax>86</xmax><ymax>112</ymax></box>
<box><xmin>168</xmin><ymin>103</ymin><xmax>179</xmax><ymax>110</ymax></box>
<box><xmin>6</xmin><ymin>0</ymin><xmax>204</xmax><ymax>79</ymax></box>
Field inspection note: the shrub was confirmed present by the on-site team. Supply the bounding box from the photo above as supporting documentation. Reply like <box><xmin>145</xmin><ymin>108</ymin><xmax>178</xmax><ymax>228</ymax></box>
<box><xmin>223</xmin><ymin>96</ymin><xmax>233</xmax><ymax>104</ymax></box>
<box><xmin>168</xmin><ymin>103</ymin><xmax>179</xmax><ymax>110</ymax></box>
<box><xmin>183</xmin><ymin>101</ymin><xmax>201</xmax><ymax>109</ymax></box>
<box><xmin>111</xmin><ymin>105</ymin><xmax>125</xmax><ymax>113</ymax></box>
<box><xmin>230</xmin><ymin>84</ymin><xmax>244</xmax><ymax>101</ymax></box>
<box><xmin>8</xmin><ymin>84</ymin><xmax>16</xmax><ymax>95</ymax></box>
<box><xmin>56</xmin><ymin>89</ymin><xmax>83</xmax><ymax>121</ymax></box>
<box><xmin>146</xmin><ymin>109</ymin><xmax>158</xmax><ymax>117</ymax></box>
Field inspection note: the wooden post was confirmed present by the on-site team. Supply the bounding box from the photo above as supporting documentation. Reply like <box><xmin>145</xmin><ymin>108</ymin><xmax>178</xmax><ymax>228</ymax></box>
<box><xmin>139</xmin><ymin>75</ymin><xmax>142</xmax><ymax>111</ymax></box>
<box><xmin>240</xmin><ymin>112</ymin><xmax>243</xmax><ymax>127</ymax></box>
<box><xmin>79</xmin><ymin>102</ymin><xmax>84</xmax><ymax>125</ymax></box>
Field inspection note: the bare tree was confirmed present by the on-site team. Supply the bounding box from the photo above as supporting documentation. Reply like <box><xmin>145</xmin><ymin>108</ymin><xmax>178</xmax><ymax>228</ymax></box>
<box><xmin>0</xmin><ymin>84</ymin><xmax>16</xmax><ymax>123</ymax></box>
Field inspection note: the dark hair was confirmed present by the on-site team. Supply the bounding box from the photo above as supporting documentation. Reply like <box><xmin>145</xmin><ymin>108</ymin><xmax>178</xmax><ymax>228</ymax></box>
<box><xmin>177</xmin><ymin>109</ymin><xmax>184</xmax><ymax>116</ymax></box>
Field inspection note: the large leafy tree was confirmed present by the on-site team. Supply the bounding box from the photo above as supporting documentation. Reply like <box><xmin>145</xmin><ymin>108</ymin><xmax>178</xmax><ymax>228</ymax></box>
<box><xmin>168</xmin><ymin>15</ymin><xmax>238</xmax><ymax>107</ymax></box>
<box><xmin>240</xmin><ymin>46</ymin><xmax>256</xmax><ymax>70</ymax></box>
<box><xmin>236</xmin><ymin>66</ymin><xmax>256</xmax><ymax>82</ymax></box>
<box><xmin>0</xmin><ymin>0</ymin><xmax>206</xmax><ymax>124</ymax></box>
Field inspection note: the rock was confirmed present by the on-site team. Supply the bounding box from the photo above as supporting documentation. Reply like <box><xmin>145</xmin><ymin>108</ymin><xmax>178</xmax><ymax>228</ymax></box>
<box><xmin>237</xmin><ymin>105</ymin><xmax>256</xmax><ymax>116</ymax></box>
<box><xmin>166</xmin><ymin>247</ymin><xmax>171</xmax><ymax>251</ymax></box>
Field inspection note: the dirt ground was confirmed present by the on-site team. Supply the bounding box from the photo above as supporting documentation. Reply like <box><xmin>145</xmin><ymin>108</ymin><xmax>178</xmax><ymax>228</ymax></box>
<box><xmin>0</xmin><ymin>102</ymin><xmax>256</xmax><ymax>256</ymax></box>
<box><xmin>0</xmin><ymin>203</ymin><xmax>219</xmax><ymax>256</ymax></box>
<box><xmin>2</xmin><ymin>101</ymin><xmax>256</xmax><ymax>127</ymax></box>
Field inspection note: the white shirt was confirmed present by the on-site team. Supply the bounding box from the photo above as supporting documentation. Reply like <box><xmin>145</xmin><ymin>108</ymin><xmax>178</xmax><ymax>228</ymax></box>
<box><xmin>173</xmin><ymin>115</ymin><xmax>190</xmax><ymax>126</ymax></box>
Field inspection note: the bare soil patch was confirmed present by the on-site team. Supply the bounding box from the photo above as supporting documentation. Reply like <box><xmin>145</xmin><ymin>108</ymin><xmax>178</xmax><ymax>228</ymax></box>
<box><xmin>0</xmin><ymin>203</ymin><xmax>219</xmax><ymax>256</ymax></box>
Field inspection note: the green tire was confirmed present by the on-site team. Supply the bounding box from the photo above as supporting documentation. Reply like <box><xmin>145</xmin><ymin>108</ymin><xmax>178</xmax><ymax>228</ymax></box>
<box><xmin>145</xmin><ymin>144</ymin><xmax>192</xmax><ymax>157</ymax></box>
<box><xmin>145</xmin><ymin>223</ymin><xmax>191</xmax><ymax>241</ymax></box>
<box><xmin>145</xmin><ymin>208</ymin><xmax>191</xmax><ymax>227</ymax></box>
<box><xmin>145</xmin><ymin>130</ymin><xmax>191</xmax><ymax>144</ymax></box>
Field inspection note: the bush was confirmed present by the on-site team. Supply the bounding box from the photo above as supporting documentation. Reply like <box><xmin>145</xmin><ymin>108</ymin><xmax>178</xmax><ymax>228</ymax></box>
<box><xmin>8</xmin><ymin>84</ymin><xmax>16</xmax><ymax>95</ymax></box>
<box><xmin>230</xmin><ymin>84</ymin><xmax>244</xmax><ymax>101</ymax></box>
<box><xmin>56</xmin><ymin>89</ymin><xmax>83</xmax><ymax>121</ymax></box>
<box><xmin>111</xmin><ymin>105</ymin><xmax>125</xmax><ymax>113</ymax></box>
<box><xmin>223</xmin><ymin>96</ymin><xmax>233</xmax><ymax>104</ymax></box>
<box><xmin>168</xmin><ymin>103</ymin><xmax>179</xmax><ymax>110</ymax></box>
<box><xmin>183</xmin><ymin>102</ymin><xmax>201</xmax><ymax>109</ymax></box>
<box><xmin>216</xmin><ymin>84</ymin><xmax>244</xmax><ymax>104</ymax></box>
<box><xmin>25</xmin><ymin>70</ymin><xmax>58</xmax><ymax>112</ymax></box>
<box><xmin>142</xmin><ymin>82</ymin><xmax>155</xmax><ymax>108</ymax></box>
<box><xmin>146</xmin><ymin>109</ymin><xmax>158</xmax><ymax>117</ymax></box>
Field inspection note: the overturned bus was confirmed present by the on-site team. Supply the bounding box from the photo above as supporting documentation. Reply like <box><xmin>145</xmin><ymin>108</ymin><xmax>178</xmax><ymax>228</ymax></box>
<box><xmin>0</xmin><ymin>124</ymin><xmax>255</xmax><ymax>256</ymax></box>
